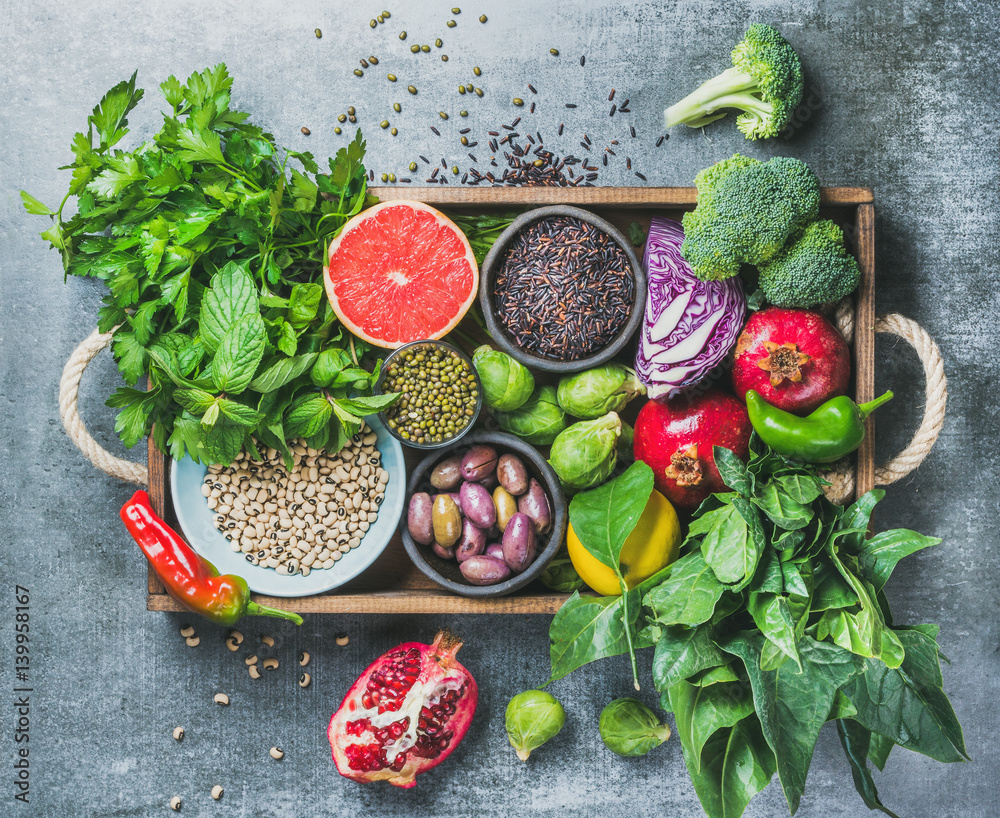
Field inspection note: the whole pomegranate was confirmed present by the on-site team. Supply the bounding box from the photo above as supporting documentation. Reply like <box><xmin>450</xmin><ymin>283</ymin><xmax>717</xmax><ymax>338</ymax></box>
<box><xmin>731</xmin><ymin>307</ymin><xmax>850</xmax><ymax>415</ymax></box>
<box><xmin>633</xmin><ymin>387</ymin><xmax>752</xmax><ymax>510</ymax></box>
<box><xmin>328</xmin><ymin>631</ymin><xmax>477</xmax><ymax>788</ymax></box>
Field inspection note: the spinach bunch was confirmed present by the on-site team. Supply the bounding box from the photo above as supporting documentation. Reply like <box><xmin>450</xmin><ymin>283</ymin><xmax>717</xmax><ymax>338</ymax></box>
<box><xmin>548</xmin><ymin>436</ymin><xmax>966</xmax><ymax>818</ymax></box>
<box><xmin>23</xmin><ymin>66</ymin><xmax>396</xmax><ymax>465</ymax></box>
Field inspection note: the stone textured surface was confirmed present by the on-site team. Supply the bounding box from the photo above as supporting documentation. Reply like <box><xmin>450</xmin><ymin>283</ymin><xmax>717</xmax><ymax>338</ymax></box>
<box><xmin>2</xmin><ymin>1</ymin><xmax>998</xmax><ymax>815</ymax></box>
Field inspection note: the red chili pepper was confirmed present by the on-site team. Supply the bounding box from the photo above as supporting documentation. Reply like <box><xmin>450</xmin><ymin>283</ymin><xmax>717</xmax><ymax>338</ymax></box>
<box><xmin>121</xmin><ymin>490</ymin><xmax>303</xmax><ymax>627</ymax></box>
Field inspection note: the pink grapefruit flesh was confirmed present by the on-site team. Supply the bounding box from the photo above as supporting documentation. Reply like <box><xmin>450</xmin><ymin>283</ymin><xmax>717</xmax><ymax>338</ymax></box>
<box><xmin>324</xmin><ymin>200</ymin><xmax>479</xmax><ymax>348</ymax></box>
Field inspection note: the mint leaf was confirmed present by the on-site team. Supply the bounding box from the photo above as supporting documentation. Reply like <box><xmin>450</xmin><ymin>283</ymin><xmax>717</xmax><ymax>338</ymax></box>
<box><xmin>284</xmin><ymin>393</ymin><xmax>332</xmax><ymax>439</ymax></box>
<box><xmin>200</xmin><ymin>262</ymin><xmax>258</xmax><ymax>351</ymax></box>
<box><xmin>218</xmin><ymin>399</ymin><xmax>264</xmax><ymax>427</ymax></box>
<box><xmin>211</xmin><ymin>312</ymin><xmax>266</xmax><ymax>394</ymax></box>
<box><xmin>335</xmin><ymin>393</ymin><xmax>401</xmax><ymax>416</ymax></box>
<box><xmin>174</xmin><ymin>388</ymin><xmax>218</xmax><ymax>414</ymax></box>
<box><xmin>249</xmin><ymin>352</ymin><xmax>318</xmax><ymax>392</ymax></box>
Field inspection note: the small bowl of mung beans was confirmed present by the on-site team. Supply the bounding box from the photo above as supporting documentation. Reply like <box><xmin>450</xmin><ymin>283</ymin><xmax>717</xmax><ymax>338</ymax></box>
<box><xmin>374</xmin><ymin>340</ymin><xmax>482</xmax><ymax>449</ymax></box>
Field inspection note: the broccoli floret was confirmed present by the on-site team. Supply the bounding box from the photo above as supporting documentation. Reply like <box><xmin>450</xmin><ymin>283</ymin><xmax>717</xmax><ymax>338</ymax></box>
<box><xmin>664</xmin><ymin>24</ymin><xmax>804</xmax><ymax>140</ymax></box>
<box><xmin>758</xmin><ymin>220</ymin><xmax>861</xmax><ymax>307</ymax></box>
<box><xmin>681</xmin><ymin>154</ymin><xmax>820</xmax><ymax>280</ymax></box>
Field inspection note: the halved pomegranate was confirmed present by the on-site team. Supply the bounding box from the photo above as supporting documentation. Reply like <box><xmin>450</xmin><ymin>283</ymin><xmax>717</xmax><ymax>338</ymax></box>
<box><xmin>328</xmin><ymin>631</ymin><xmax>478</xmax><ymax>788</ymax></box>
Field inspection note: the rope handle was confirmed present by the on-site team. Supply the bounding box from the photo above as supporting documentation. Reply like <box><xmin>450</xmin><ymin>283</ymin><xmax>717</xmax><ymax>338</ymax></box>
<box><xmin>59</xmin><ymin>311</ymin><xmax>947</xmax><ymax>497</ymax></box>
<box><xmin>59</xmin><ymin>327</ymin><xmax>148</xmax><ymax>486</ymax></box>
<box><xmin>822</xmin><ymin>304</ymin><xmax>948</xmax><ymax>503</ymax></box>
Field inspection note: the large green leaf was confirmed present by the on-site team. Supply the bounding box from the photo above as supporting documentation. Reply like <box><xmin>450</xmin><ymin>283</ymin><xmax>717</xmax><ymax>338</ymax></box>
<box><xmin>685</xmin><ymin>716</ymin><xmax>777</xmax><ymax>818</ymax></box>
<box><xmin>548</xmin><ymin>589</ymin><xmax>644</xmax><ymax>683</ymax></box>
<box><xmin>748</xmin><ymin>592</ymin><xmax>801</xmax><ymax>671</ymax></box>
<box><xmin>651</xmin><ymin>625</ymin><xmax>727</xmax><ymax>692</ymax></box>
<box><xmin>753</xmin><ymin>480</ymin><xmax>813</xmax><ymax>530</ymax></box>
<box><xmin>200</xmin><ymin>262</ymin><xmax>258</xmax><ymax>351</ymax></box>
<box><xmin>836</xmin><ymin>719</ymin><xmax>901</xmax><ymax>818</ymax></box>
<box><xmin>854</xmin><ymin>529</ymin><xmax>941</xmax><ymax>592</ymax></box>
<box><xmin>669</xmin><ymin>679</ymin><xmax>756</xmax><ymax>774</ymax></box>
<box><xmin>699</xmin><ymin>503</ymin><xmax>752</xmax><ymax>585</ymax></box>
<box><xmin>568</xmin><ymin>461</ymin><xmax>654</xmax><ymax>573</ymax></box>
<box><xmin>646</xmin><ymin>553</ymin><xmax>726</xmax><ymax>627</ymax></box>
<box><xmin>210</xmin><ymin>312</ymin><xmax>266</xmax><ymax>394</ymax></box>
<box><xmin>841</xmin><ymin>628</ymin><xmax>968</xmax><ymax>763</ymax></box>
<box><xmin>721</xmin><ymin>633</ymin><xmax>863</xmax><ymax>814</ymax></box>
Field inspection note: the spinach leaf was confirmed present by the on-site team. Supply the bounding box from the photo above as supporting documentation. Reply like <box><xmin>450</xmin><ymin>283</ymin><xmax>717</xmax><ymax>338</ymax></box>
<box><xmin>547</xmin><ymin>589</ymin><xmax>645</xmax><ymax>684</ymax></box>
<box><xmin>685</xmin><ymin>716</ymin><xmax>777</xmax><ymax>818</ymax></box>
<box><xmin>841</xmin><ymin>628</ymin><xmax>968</xmax><ymax>763</ymax></box>
<box><xmin>669</xmin><ymin>679</ymin><xmax>756</xmax><ymax>774</ymax></box>
<box><xmin>651</xmin><ymin>625</ymin><xmax>727</xmax><ymax>692</ymax></box>
<box><xmin>646</xmin><ymin>553</ymin><xmax>726</xmax><ymax>627</ymax></box>
<box><xmin>836</xmin><ymin>719</ymin><xmax>902</xmax><ymax>818</ymax></box>
<box><xmin>854</xmin><ymin>528</ymin><xmax>941</xmax><ymax>592</ymax></box>
<box><xmin>721</xmin><ymin>633</ymin><xmax>863</xmax><ymax>814</ymax></box>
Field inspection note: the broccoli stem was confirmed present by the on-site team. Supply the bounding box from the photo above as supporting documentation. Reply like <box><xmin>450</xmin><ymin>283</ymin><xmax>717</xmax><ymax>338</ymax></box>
<box><xmin>663</xmin><ymin>66</ymin><xmax>761</xmax><ymax>129</ymax></box>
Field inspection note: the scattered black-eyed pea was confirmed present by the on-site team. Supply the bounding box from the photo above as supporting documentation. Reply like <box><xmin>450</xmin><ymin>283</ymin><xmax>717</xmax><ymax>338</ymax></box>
<box><xmin>170</xmin><ymin>796</ymin><xmax>181</xmax><ymax>811</ymax></box>
<box><xmin>180</xmin><ymin>625</ymin><xmax>195</xmax><ymax>638</ymax></box>
<box><xmin>249</xmin><ymin>665</ymin><xmax>262</xmax><ymax>680</ymax></box>
<box><xmin>211</xmin><ymin>785</ymin><xmax>224</xmax><ymax>801</ymax></box>
<box><xmin>172</xmin><ymin>726</ymin><xmax>184</xmax><ymax>741</ymax></box>
<box><xmin>270</xmin><ymin>747</ymin><xmax>284</xmax><ymax>760</ymax></box>
<box><xmin>244</xmin><ymin>654</ymin><xmax>258</xmax><ymax>666</ymax></box>
<box><xmin>214</xmin><ymin>693</ymin><xmax>230</xmax><ymax>706</ymax></box>
<box><xmin>263</xmin><ymin>658</ymin><xmax>279</xmax><ymax>671</ymax></box>
<box><xmin>185</xmin><ymin>636</ymin><xmax>201</xmax><ymax>648</ymax></box>
<box><xmin>228</xmin><ymin>630</ymin><xmax>244</xmax><ymax>645</ymax></box>
<box><xmin>261</xmin><ymin>635</ymin><xmax>275</xmax><ymax>647</ymax></box>
<box><xmin>298</xmin><ymin>673</ymin><xmax>312</xmax><ymax>688</ymax></box>
<box><xmin>336</xmin><ymin>633</ymin><xmax>350</xmax><ymax>647</ymax></box>
<box><xmin>298</xmin><ymin>651</ymin><xmax>311</xmax><ymax>666</ymax></box>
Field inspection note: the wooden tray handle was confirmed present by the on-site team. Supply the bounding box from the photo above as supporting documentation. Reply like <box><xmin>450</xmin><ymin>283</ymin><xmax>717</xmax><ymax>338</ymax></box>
<box><xmin>59</xmin><ymin>327</ymin><xmax>148</xmax><ymax>486</ymax></box>
<box><xmin>823</xmin><ymin>306</ymin><xmax>948</xmax><ymax>503</ymax></box>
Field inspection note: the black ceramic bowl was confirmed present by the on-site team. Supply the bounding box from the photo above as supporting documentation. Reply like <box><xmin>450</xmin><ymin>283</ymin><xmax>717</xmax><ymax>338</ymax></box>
<box><xmin>401</xmin><ymin>431</ymin><xmax>567</xmax><ymax>598</ymax></box>
<box><xmin>478</xmin><ymin>205</ymin><xmax>646</xmax><ymax>374</ymax></box>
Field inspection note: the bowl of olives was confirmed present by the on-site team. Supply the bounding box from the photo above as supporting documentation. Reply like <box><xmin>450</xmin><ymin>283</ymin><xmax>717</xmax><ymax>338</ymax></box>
<box><xmin>401</xmin><ymin>431</ymin><xmax>567</xmax><ymax>598</ymax></box>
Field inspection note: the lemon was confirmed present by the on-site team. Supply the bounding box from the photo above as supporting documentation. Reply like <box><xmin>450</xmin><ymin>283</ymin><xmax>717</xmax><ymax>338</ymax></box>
<box><xmin>567</xmin><ymin>489</ymin><xmax>681</xmax><ymax>596</ymax></box>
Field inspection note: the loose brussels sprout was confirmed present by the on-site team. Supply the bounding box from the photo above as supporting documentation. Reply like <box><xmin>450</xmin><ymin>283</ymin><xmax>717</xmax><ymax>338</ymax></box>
<box><xmin>556</xmin><ymin>364</ymin><xmax>646</xmax><ymax>419</ymax></box>
<box><xmin>506</xmin><ymin>690</ymin><xmax>566</xmax><ymax>761</ymax></box>
<box><xmin>548</xmin><ymin>412</ymin><xmax>622</xmax><ymax>490</ymax></box>
<box><xmin>598</xmin><ymin>698</ymin><xmax>671</xmax><ymax>757</ymax></box>
<box><xmin>496</xmin><ymin>385</ymin><xmax>567</xmax><ymax>445</ymax></box>
<box><xmin>539</xmin><ymin>549</ymin><xmax>585</xmax><ymax>592</ymax></box>
<box><xmin>473</xmin><ymin>345</ymin><xmax>535</xmax><ymax>411</ymax></box>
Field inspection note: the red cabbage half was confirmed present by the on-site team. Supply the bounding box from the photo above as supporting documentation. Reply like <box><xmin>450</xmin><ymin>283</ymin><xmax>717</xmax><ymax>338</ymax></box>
<box><xmin>635</xmin><ymin>217</ymin><xmax>746</xmax><ymax>398</ymax></box>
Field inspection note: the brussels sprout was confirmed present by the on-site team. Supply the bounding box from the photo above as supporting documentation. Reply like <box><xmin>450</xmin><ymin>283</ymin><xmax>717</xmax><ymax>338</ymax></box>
<box><xmin>598</xmin><ymin>698</ymin><xmax>671</xmax><ymax>757</ymax></box>
<box><xmin>556</xmin><ymin>364</ymin><xmax>646</xmax><ymax>419</ymax></box>
<box><xmin>496</xmin><ymin>385</ymin><xmax>567</xmax><ymax>445</ymax></box>
<box><xmin>473</xmin><ymin>345</ymin><xmax>535</xmax><ymax>411</ymax></box>
<box><xmin>539</xmin><ymin>549</ymin><xmax>585</xmax><ymax>592</ymax></box>
<box><xmin>505</xmin><ymin>690</ymin><xmax>566</xmax><ymax>761</ymax></box>
<box><xmin>548</xmin><ymin>412</ymin><xmax>622</xmax><ymax>490</ymax></box>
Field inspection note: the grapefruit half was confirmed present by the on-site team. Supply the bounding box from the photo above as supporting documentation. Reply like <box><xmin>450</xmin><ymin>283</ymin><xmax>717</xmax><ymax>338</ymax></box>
<box><xmin>324</xmin><ymin>200</ymin><xmax>479</xmax><ymax>348</ymax></box>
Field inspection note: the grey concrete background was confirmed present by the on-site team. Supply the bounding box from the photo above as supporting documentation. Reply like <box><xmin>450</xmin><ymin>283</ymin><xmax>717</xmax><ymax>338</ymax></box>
<box><xmin>1</xmin><ymin>0</ymin><xmax>997</xmax><ymax>816</ymax></box>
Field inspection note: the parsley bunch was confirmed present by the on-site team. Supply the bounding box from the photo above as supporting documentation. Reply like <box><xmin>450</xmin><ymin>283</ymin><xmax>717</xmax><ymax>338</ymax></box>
<box><xmin>23</xmin><ymin>65</ymin><xmax>397</xmax><ymax>466</ymax></box>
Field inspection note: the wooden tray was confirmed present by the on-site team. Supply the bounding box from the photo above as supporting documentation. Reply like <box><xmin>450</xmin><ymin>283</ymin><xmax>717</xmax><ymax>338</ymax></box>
<box><xmin>146</xmin><ymin>186</ymin><xmax>875</xmax><ymax>615</ymax></box>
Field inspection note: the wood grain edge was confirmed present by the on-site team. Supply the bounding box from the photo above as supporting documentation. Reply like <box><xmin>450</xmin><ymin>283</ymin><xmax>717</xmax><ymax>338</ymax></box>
<box><xmin>146</xmin><ymin>436</ymin><xmax>166</xmax><ymax>597</ymax></box>
<box><xmin>147</xmin><ymin>589</ymin><xmax>570</xmax><ymax>615</ymax></box>
<box><xmin>369</xmin><ymin>186</ymin><xmax>873</xmax><ymax>207</ymax></box>
<box><xmin>853</xmin><ymin>202</ymin><xmax>876</xmax><ymax>500</ymax></box>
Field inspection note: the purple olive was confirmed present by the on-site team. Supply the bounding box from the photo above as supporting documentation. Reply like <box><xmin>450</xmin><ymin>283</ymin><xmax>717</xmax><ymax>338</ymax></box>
<box><xmin>493</xmin><ymin>486</ymin><xmax>518</xmax><ymax>532</ymax></box>
<box><xmin>479</xmin><ymin>473</ymin><xmax>499</xmax><ymax>491</ymax></box>
<box><xmin>407</xmin><ymin>492</ymin><xmax>434</xmax><ymax>545</ymax></box>
<box><xmin>517</xmin><ymin>478</ymin><xmax>553</xmax><ymax>534</ymax></box>
<box><xmin>460</xmin><ymin>480</ymin><xmax>497</xmax><ymax>529</ymax></box>
<box><xmin>502</xmin><ymin>512</ymin><xmax>537</xmax><ymax>573</ymax></box>
<box><xmin>430</xmin><ymin>456</ymin><xmax>463</xmax><ymax>491</ymax></box>
<box><xmin>455</xmin><ymin>518</ymin><xmax>487</xmax><ymax>563</ymax></box>
<box><xmin>432</xmin><ymin>542</ymin><xmax>456</xmax><ymax>560</ymax></box>
<box><xmin>485</xmin><ymin>542</ymin><xmax>504</xmax><ymax>560</ymax></box>
<box><xmin>432</xmin><ymin>494</ymin><xmax>462</xmax><ymax>548</ymax></box>
<box><xmin>460</xmin><ymin>555</ymin><xmax>512</xmax><ymax>586</ymax></box>
<box><xmin>497</xmin><ymin>453</ymin><xmax>529</xmax><ymax>496</ymax></box>
<box><xmin>461</xmin><ymin>445</ymin><xmax>499</xmax><ymax>481</ymax></box>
